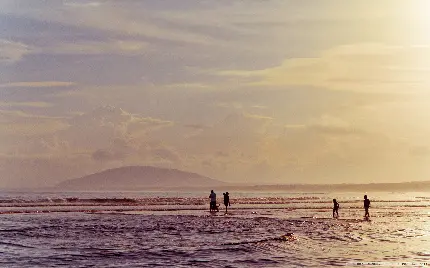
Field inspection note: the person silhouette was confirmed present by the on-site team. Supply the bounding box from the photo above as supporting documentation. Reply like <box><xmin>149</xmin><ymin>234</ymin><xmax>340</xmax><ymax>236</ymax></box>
<box><xmin>364</xmin><ymin>195</ymin><xmax>371</xmax><ymax>218</ymax></box>
<box><xmin>332</xmin><ymin>199</ymin><xmax>339</xmax><ymax>218</ymax></box>
<box><xmin>223</xmin><ymin>192</ymin><xmax>231</xmax><ymax>213</ymax></box>
<box><xmin>209</xmin><ymin>190</ymin><xmax>218</xmax><ymax>212</ymax></box>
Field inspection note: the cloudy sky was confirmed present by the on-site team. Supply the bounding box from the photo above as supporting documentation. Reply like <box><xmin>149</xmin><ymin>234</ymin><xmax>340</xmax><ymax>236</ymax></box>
<box><xmin>1</xmin><ymin>0</ymin><xmax>430</xmax><ymax>188</ymax></box>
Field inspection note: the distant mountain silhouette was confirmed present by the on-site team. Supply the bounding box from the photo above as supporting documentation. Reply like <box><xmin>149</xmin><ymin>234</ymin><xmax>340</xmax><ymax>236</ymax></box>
<box><xmin>57</xmin><ymin>166</ymin><xmax>226</xmax><ymax>190</ymax></box>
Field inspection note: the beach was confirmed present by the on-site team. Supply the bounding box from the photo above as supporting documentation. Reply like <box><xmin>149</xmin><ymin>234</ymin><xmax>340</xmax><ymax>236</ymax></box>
<box><xmin>1</xmin><ymin>191</ymin><xmax>429</xmax><ymax>267</ymax></box>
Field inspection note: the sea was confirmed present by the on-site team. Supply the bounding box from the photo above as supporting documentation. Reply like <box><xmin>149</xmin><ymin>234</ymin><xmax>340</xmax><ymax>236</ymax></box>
<box><xmin>1</xmin><ymin>191</ymin><xmax>429</xmax><ymax>267</ymax></box>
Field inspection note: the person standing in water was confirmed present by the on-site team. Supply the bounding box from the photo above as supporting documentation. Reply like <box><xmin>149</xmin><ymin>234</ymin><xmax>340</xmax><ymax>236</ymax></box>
<box><xmin>332</xmin><ymin>199</ymin><xmax>339</xmax><ymax>218</ymax></box>
<box><xmin>223</xmin><ymin>192</ymin><xmax>231</xmax><ymax>213</ymax></box>
<box><xmin>209</xmin><ymin>190</ymin><xmax>218</xmax><ymax>212</ymax></box>
<box><xmin>364</xmin><ymin>195</ymin><xmax>371</xmax><ymax>218</ymax></box>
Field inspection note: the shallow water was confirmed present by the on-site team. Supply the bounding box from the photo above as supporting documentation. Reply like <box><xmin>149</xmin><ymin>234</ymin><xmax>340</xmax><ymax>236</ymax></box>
<box><xmin>1</xmin><ymin>191</ymin><xmax>429</xmax><ymax>267</ymax></box>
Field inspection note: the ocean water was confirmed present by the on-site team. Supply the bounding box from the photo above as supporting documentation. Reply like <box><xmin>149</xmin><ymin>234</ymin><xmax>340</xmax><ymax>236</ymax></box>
<box><xmin>1</xmin><ymin>191</ymin><xmax>430</xmax><ymax>267</ymax></box>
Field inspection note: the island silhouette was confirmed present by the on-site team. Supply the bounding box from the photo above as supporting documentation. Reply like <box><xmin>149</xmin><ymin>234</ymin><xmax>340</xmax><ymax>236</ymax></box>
<box><xmin>56</xmin><ymin>166</ymin><xmax>226</xmax><ymax>191</ymax></box>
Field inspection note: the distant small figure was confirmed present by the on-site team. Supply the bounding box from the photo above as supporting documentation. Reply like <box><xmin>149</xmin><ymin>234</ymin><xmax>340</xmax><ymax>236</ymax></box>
<box><xmin>332</xmin><ymin>199</ymin><xmax>339</xmax><ymax>218</ymax></box>
<box><xmin>209</xmin><ymin>190</ymin><xmax>218</xmax><ymax>212</ymax></box>
<box><xmin>364</xmin><ymin>195</ymin><xmax>371</xmax><ymax>218</ymax></box>
<box><xmin>223</xmin><ymin>192</ymin><xmax>231</xmax><ymax>213</ymax></box>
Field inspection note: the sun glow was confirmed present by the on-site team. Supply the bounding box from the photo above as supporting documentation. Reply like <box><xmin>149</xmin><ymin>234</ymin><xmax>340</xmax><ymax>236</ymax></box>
<box><xmin>398</xmin><ymin>0</ymin><xmax>430</xmax><ymax>43</ymax></box>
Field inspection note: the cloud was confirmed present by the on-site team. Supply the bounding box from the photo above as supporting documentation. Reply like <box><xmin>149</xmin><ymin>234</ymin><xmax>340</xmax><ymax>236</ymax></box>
<box><xmin>0</xmin><ymin>81</ymin><xmax>76</xmax><ymax>88</ymax></box>
<box><xmin>5</xmin><ymin>1</ymin><xmax>219</xmax><ymax>45</ymax></box>
<box><xmin>165</xmin><ymin>83</ymin><xmax>213</xmax><ymax>90</ymax></box>
<box><xmin>63</xmin><ymin>1</ymin><xmax>101</xmax><ymax>8</ymax></box>
<box><xmin>1</xmin><ymin>18</ymin><xmax>149</xmax><ymax>58</ymax></box>
<box><xmin>40</xmin><ymin>40</ymin><xmax>149</xmax><ymax>56</ymax></box>
<box><xmin>0</xmin><ymin>105</ymin><xmax>174</xmax><ymax>157</ymax></box>
<box><xmin>168</xmin><ymin>111</ymin><xmax>275</xmax><ymax>175</ymax></box>
<box><xmin>409</xmin><ymin>145</ymin><xmax>430</xmax><ymax>157</ymax></box>
<box><xmin>174</xmin><ymin>110</ymin><xmax>420</xmax><ymax>183</ymax></box>
<box><xmin>307</xmin><ymin>115</ymin><xmax>364</xmax><ymax>136</ymax></box>
<box><xmin>0</xmin><ymin>101</ymin><xmax>54</xmax><ymax>108</ymax></box>
<box><xmin>64</xmin><ymin>106</ymin><xmax>173</xmax><ymax>150</ymax></box>
<box><xmin>127</xmin><ymin>116</ymin><xmax>174</xmax><ymax>137</ymax></box>
<box><xmin>151</xmin><ymin>146</ymin><xmax>181</xmax><ymax>163</ymax></box>
<box><xmin>219</xmin><ymin>43</ymin><xmax>430</xmax><ymax>93</ymax></box>
<box><xmin>92</xmin><ymin>149</ymin><xmax>125</xmax><ymax>162</ymax></box>
<box><xmin>183</xmin><ymin>124</ymin><xmax>208</xmax><ymax>130</ymax></box>
<box><xmin>0</xmin><ymin>39</ymin><xmax>30</xmax><ymax>63</ymax></box>
<box><xmin>0</xmin><ymin>110</ymin><xmax>69</xmax><ymax>136</ymax></box>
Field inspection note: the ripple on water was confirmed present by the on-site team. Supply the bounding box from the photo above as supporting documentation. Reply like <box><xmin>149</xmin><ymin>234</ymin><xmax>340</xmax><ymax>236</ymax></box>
<box><xmin>0</xmin><ymin>194</ymin><xmax>430</xmax><ymax>267</ymax></box>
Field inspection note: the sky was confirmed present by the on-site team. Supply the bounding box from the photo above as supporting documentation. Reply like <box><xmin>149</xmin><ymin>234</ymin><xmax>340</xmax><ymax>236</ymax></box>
<box><xmin>1</xmin><ymin>0</ymin><xmax>430</xmax><ymax>188</ymax></box>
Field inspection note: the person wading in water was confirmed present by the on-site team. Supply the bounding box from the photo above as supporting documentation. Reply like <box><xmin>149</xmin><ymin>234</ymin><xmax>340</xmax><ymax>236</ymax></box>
<box><xmin>209</xmin><ymin>190</ymin><xmax>218</xmax><ymax>212</ymax></box>
<box><xmin>332</xmin><ymin>199</ymin><xmax>340</xmax><ymax>218</ymax></box>
<box><xmin>223</xmin><ymin>192</ymin><xmax>231</xmax><ymax>213</ymax></box>
<box><xmin>364</xmin><ymin>195</ymin><xmax>371</xmax><ymax>219</ymax></box>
